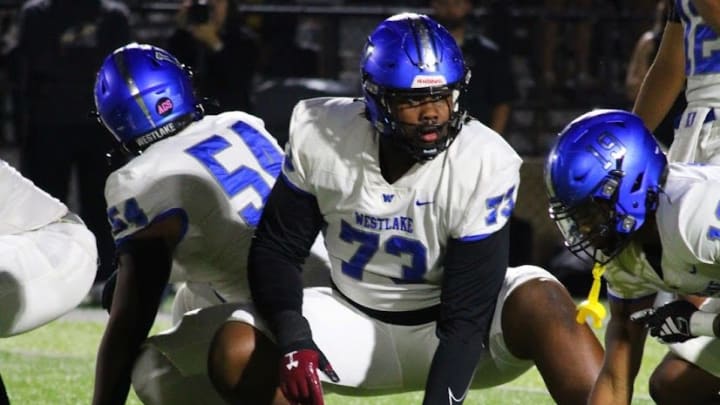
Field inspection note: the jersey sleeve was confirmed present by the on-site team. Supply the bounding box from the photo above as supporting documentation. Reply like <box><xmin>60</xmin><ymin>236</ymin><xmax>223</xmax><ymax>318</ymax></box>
<box><xmin>104</xmin><ymin>167</ymin><xmax>190</xmax><ymax>242</ymax></box>
<box><xmin>602</xmin><ymin>241</ymin><xmax>660</xmax><ymax>300</ymax></box>
<box><xmin>665</xmin><ymin>179</ymin><xmax>720</xmax><ymax>269</ymax></box>
<box><xmin>450</xmin><ymin>136</ymin><xmax>521</xmax><ymax>241</ymax></box>
<box><xmin>281</xmin><ymin>99</ymin><xmax>315</xmax><ymax>194</ymax></box>
<box><xmin>0</xmin><ymin>159</ymin><xmax>68</xmax><ymax>234</ymax></box>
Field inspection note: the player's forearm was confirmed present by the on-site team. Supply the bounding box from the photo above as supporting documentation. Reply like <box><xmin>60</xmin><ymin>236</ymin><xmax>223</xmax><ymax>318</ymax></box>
<box><xmin>588</xmin><ymin>316</ymin><xmax>646</xmax><ymax>405</ymax></box>
<box><xmin>92</xmin><ymin>319</ymin><xmax>138</xmax><ymax>405</ymax></box>
<box><xmin>633</xmin><ymin>66</ymin><xmax>684</xmax><ymax>131</ymax></box>
<box><xmin>423</xmin><ymin>339</ymin><xmax>484</xmax><ymax>405</ymax></box>
<box><xmin>93</xmin><ymin>244</ymin><xmax>170</xmax><ymax>405</ymax></box>
<box><xmin>632</xmin><ymin>25</ymin><xmax>685</xmax><ymax>132</ymax></box>
<box><xmin>588</xmin><ymin>371</ymin><xmax>633</xmax><ymax>405</ymax></box>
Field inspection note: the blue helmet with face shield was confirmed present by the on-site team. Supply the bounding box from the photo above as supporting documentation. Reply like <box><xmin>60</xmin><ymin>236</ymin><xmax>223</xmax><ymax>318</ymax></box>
<box><xmin>544</xmin><ymin>109</ymin><xmax>667</xmax><ymax>263</ymax></box>
<box><xmin>94</xmin><ymin>43</ymin><xmax>203</xmax><ymax>155</ymax></box>
<box><xmin>360</xmin><ymin>13</ymin><xmax>470</xmax><ymax>161</ymax></box>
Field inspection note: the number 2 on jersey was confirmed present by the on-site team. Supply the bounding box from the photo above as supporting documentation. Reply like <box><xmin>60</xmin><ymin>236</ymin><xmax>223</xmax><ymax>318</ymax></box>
<box><xmin>186</xmin><ymin>121</ymin><xmax>282</xmax><ymax>226</ymax></box>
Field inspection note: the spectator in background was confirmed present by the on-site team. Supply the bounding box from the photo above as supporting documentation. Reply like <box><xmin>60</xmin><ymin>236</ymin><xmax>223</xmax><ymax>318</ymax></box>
<box><xmin>539</xmin><ymin>0</ymin><xmax>594</xmax><ymax>91</ymax></box>
<box><xmin>9</xmin><ymin>0</ymin><xmax>130</xmax><ymax>294</ymax></box>
<box><xmin>431</xmin><ymin>0</ymin><xmax>518</xmax><ymax>134</ymax></box>
<box><xmin>432</xmin><ymin>0</ymin><xmax>533</xmax><ymax>267</ymax></box>
<box><xmin>625</xmin><ymin>0</ymin><xmax>685</xmax><ymax>149</ymax></box>
<box><xmin>166</xmin><ymin>0</ymin><xmax>259</xmax><ymax>112</ymax></box>
<box><xmin>258</xmin><ymin>14</ymin><xmax>320</xmax><ymax>79</ymax></box>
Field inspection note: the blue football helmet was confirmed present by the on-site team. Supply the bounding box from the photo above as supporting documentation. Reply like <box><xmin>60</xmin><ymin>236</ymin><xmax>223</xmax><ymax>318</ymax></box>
<box><xmin>360</xmin><ymin>13</ymin><xmax>469</xmax><ymax>161</ymax></box>
<box><xmin>94</xmin><ymin>43</ymin><xmax>203</xmax><ymax>155</ymax></box>
<box><xmin>544</xmin><ymin>109</ymin><xmax>667</xmax><ymax>263</ymax></box>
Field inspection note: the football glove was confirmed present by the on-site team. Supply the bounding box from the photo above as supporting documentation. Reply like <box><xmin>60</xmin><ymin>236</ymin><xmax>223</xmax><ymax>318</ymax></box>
<box><xmin>630</xmin><ymin>301</ymin><xmax>698</xmax><ymax>343</ymax></box>
<box><xmin>279</xmin><ymin>340</ymin><xmax>339</xmax><ymax>405</ymax></box>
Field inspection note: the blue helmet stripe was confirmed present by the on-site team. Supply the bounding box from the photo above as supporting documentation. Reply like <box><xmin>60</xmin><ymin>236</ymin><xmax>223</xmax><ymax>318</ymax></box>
<box><xmin>113</xmin><ymin>51</ymin><xmax>155</xmax><ymax>129</ymax></box>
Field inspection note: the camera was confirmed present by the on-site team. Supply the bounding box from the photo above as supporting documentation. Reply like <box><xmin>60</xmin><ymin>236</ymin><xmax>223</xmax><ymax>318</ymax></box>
<box><xmin>188</xmin><ymin>0</ymin><xmax>210</xmax><ymax>24</ymax></box>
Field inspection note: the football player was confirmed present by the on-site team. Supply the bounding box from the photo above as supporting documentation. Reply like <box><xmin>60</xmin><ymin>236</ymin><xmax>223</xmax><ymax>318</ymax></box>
<box><xmin>90</xmin><ymin>43</ymin><xmax>329</xmax><ymax>405</ymax></box>
<box><xmin>545</xmin><ymin>109</ymin><xmax>720</xmax><ymax>404</ymax></box>
<box><xmin>207</xmin><ymin>13</ymin><xmax>603</xmax><ymax>405</ymax></box>
<box><xmin>633</xmin><ymin>0</ymin><xmax>720</xmax><ymax>164</ymax></box>
<box><xmin>0</xmin><ymin>159</ymin><xmax>97</xmax><ymax>403</ymax></box>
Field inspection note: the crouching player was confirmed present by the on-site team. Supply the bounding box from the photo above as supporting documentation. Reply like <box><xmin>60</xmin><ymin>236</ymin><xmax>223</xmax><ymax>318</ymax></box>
<box><xmin>90</xmin><ymin>43</ymin><xmax>330</xmax><ymax>405</ymax></box>
<box><xmin>207</xmin><ymin>13</ymin><xmax>603</xmax><ymax>405</ymax></box>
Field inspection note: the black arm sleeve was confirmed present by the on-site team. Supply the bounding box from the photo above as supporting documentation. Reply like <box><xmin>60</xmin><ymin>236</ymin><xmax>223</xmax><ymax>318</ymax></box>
<box><xmin>423</xmin><ymin>222</ymin><xmax>510</xmax><ymax>405</ymax></box>
<box><xmin>248</xmin><ymin>176</ymin><xmax>324</xmax><ymax>346</ymax></box>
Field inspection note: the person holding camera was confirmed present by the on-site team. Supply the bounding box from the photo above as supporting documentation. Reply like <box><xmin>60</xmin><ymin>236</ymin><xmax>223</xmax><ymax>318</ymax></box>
<box><xmin>166</xmin><ymin>0</ymin><xmax>259</xmax><ymax>112</ymax></box>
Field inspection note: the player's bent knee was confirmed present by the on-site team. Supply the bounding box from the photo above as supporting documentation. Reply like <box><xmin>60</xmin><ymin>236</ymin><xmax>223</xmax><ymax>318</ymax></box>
<box><xmin>649</xmin><ymin>366</ymin><xmax>684</xmax><ymax>405</ymax></box>
<box><xmin>208</xmin><ymin>321</ymin><xmax>253</xmax><ymax>390</ymax></box>
<box><xmin>208</xmin><ymin>321</ymin><xmax>281</xmax><ymax>404</ymax></box>
<box><xmin>648</xmin><ymin>354</ymin><xmax>720</xmax><ymax>405</ymax></box>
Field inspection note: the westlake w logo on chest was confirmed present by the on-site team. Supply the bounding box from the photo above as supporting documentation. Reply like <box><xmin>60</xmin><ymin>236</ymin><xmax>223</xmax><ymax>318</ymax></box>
<box><xmin>383</xmin><ymin>194</ymin><xmax>394</xmax><ymax>202</ymax></box>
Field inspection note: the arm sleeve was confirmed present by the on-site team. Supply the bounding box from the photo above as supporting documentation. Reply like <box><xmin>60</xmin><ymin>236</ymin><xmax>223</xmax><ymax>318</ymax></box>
<box><xmin>423</xmin><ymin>222</ymin><xmax>509</xmax><ymax>404</ymax></box>
<box><xmin>248</xmin><ymin>175</ymin><xmax>324</xmax><ymax>346</ymax></box>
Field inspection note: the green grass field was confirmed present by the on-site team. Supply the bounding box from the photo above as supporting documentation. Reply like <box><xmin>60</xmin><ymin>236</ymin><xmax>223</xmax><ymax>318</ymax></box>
<box><xmin>0</xmin><ymin>302</ymin><xmax>665</xmax><ymax>405</ymax></box>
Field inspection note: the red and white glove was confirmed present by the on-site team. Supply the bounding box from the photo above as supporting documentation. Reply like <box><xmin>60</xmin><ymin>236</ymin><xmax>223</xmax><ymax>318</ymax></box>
<box><xmin>279</xmin><ymin>342</ymin><xmax>339</xmax><ymax>405</ymax></box>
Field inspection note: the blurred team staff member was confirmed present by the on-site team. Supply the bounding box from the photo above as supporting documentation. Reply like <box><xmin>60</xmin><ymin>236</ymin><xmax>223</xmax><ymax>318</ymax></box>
<box><xmin>431</xmin><ymin>0</ymin><xmax>532</xmax><ymax>267</ymax></box>
<box><xmin>10</xmin><ymin>0</ymin><xmax>130</xmax><ymax>288</ymax></box>
<box><xmin>166</xmin><ymin>0</ymin><xmax>259</xmax><ymax>112</ymax></box>
<box><xmin>432</xmin><ymin>0</ymin><xmax>518</xmax><ymax>134</ymax></box>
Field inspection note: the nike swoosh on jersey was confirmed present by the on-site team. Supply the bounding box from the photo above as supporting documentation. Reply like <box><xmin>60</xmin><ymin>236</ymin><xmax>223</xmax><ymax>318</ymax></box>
<box><xmin>415</xmin><ymin>200</ymin><xmax>434</xmax><ymax>206</ymax></box>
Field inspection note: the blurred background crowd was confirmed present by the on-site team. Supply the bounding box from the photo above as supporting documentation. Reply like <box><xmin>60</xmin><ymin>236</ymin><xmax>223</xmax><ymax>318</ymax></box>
<box><xmin>0</xmin><ymin>0</ymin><xmax>669</xmax><ymax>296</ymax></box>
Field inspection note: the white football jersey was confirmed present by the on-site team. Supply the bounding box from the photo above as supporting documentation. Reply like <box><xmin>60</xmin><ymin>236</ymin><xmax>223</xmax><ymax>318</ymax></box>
<box><xmin>605</xmin><ymin>163</ymin><xmax>720</xmax><ymax>299</ymax></box>
<box><xmin>105</xmin><ymin>112</ymin><xmax>283</xmax><ymax>303</ymax></box>
<box><xmin>284</xmin><ymin>97</ymin><xmax>521</xmax><ymax>311</ymax></box>
<box><xmin>673</xmin><ymin>0</ymin><xmax>720</xmax><ymax>105</ymax></box>
<box><xmin>0</xmin><ymin>159</ymin><xmax>67</xmax><ymax>235</ymax></box>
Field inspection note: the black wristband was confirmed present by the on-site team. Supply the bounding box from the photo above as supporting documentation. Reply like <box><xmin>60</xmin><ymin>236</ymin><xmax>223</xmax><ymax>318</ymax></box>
<box><xmin>273</xmin><ymin>310</ymin><xmax>313</xmax><ymax>349</ymax></box>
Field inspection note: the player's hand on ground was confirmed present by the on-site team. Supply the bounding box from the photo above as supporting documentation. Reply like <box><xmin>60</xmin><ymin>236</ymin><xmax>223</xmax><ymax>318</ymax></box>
<box><xmin>279</xmin><ymin>340</ymin><xmax>339</xmax><ymax>405</ymax></box>
<box><xmin>631</xmin><ymin>300</ymin><xmax>698</xmax><ymax>343</ymax></box>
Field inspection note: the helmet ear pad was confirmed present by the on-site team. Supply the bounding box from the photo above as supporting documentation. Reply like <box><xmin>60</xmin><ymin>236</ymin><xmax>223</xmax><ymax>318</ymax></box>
<box><xmin>544</xmin><ymin>109</ymin><xmax>667</xmax><ymax>263</ymax></box>
<box><xmin>94</xmin><ymin>43</ymin><xmax>202</xmax><ymax>154</ymax></box>
<box><xmin>360</xmin><ymin>13</ymin><xmax>469</xmax><ymax>161</ymax></box>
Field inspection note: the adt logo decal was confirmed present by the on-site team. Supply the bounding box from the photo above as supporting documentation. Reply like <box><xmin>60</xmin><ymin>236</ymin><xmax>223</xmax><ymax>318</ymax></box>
<box><xmin>156</xmin><ymin>97</ymin><xmax>174</xmax><ymax>116</ymax></box>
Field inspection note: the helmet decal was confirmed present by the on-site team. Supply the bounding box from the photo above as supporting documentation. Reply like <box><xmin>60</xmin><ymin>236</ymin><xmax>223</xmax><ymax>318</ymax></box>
<box><xmin>411</xmin><ymin>75</ymin><xmax>447</xmax><ymax>88</ymax></box>
<box><xmin>156</xmin><ymin>97</ymin><xmax>174</xmax><ymax>116</ymax></box>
